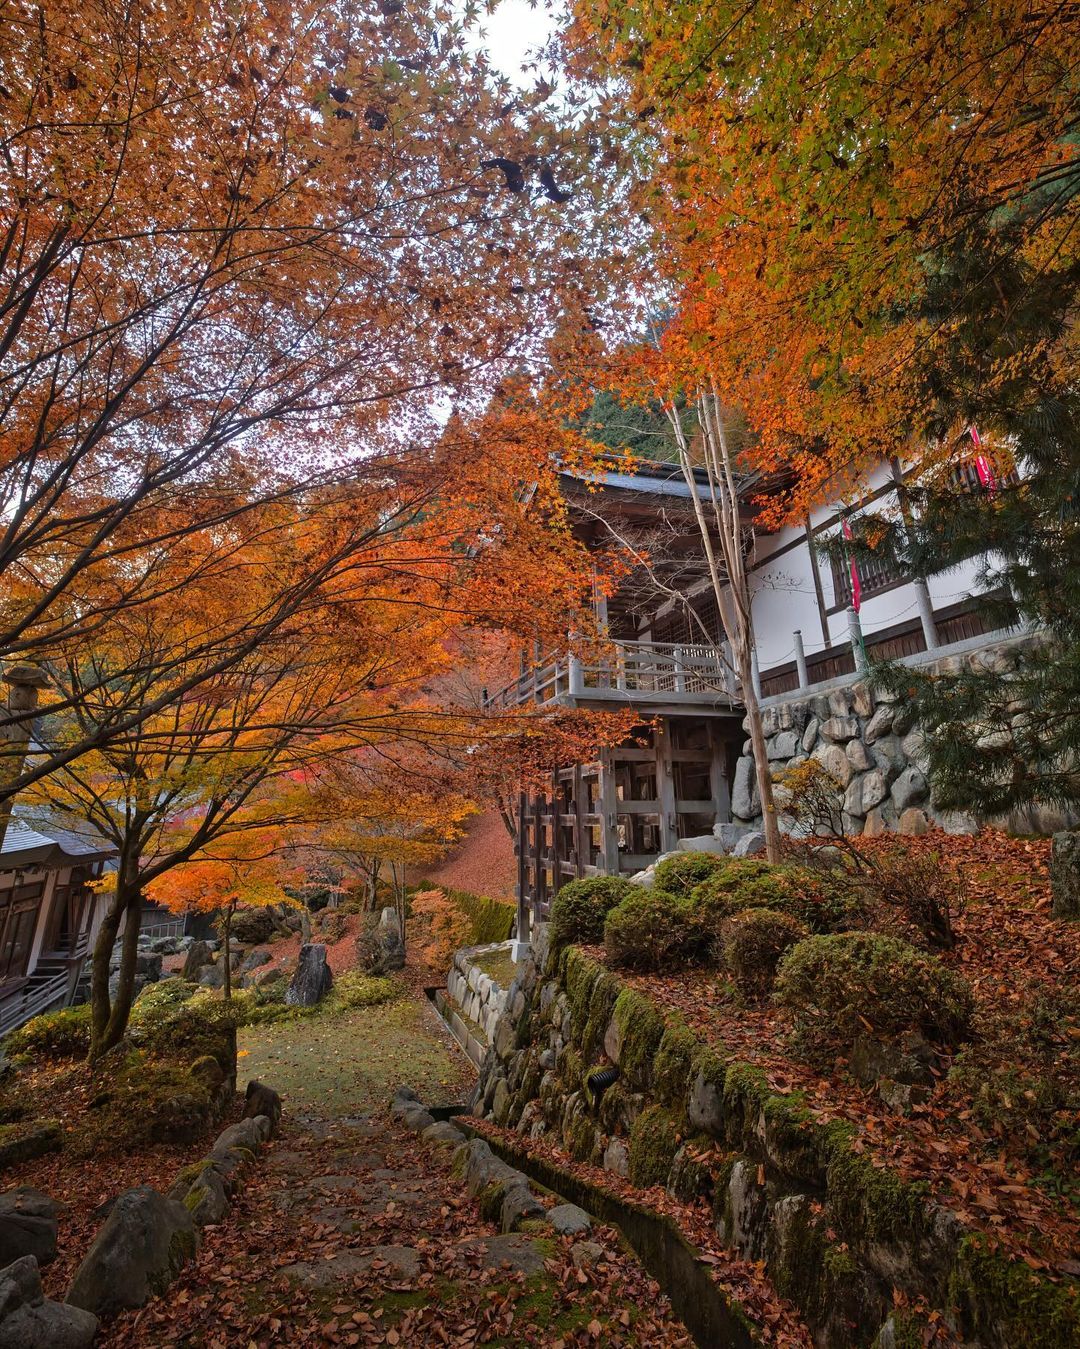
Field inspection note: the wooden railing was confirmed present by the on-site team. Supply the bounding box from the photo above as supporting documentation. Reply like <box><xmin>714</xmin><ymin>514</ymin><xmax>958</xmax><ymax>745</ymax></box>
<box><xmin>0</xmin><ymin>970</ymin><xmax>69</xmax><ymax>1038</ymax></box>
<box><xmin>486</xmin><ymin>640</ymin><xmax>738</xmax><ymax>711</ymax></box>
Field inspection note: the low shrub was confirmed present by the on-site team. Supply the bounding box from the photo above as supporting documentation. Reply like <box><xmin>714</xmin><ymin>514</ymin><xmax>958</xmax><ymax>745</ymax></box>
<box><xmin>5</xmin><ymin>1003</ymin><xmax>92</xmax><ymax>1060</ymax></box>
<box><xmin>550</xmin><ymin>876</ymin><xmax>637</xmax><ymax>948</ymax></box>
<box><xmin>720</xmin><ymin>908</ymin><xmax>810</xmax><ymax>998</ymax></box>
<box><xmin>448</xmin><ymin>887</ymin><xmax>516</xmax><ymax>945</ymax></box>
<box><xmin>411</xmin><ymin>887</ymin><xmax>473</xmax><ymax>967</ymax></box>
<box><xmin>604</xmin><ymin>888</ymin><xmax>698</xmax><ymax>971</ymax></box>
<box><xmin>653</xmin><ymin>851</ymin><xmax>728</xmax><ymax>897</ymax></box>
<box><xmin>690</xmin><ymin>859</ymin><xmax>866</xmax><ymax>941</ymax></box>
<box><xmin>313</xmin><ymin>908</ymin><xmax>350</xmax><ymax>943</ymax></box>
<box><xmin>327</xmin><ymin>970</ymin><xmax>398</xmax><ymax>1010</ymax></box>
<box><xmin>775</xmin><ymin>932</ymin><xmax>973</xmax><ymax>1056</ymax></box>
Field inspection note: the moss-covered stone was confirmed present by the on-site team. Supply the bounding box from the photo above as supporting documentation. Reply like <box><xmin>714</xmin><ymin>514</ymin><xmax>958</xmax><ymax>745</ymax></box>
<box><xmin>819</xmin><ymin>1120</ymin><xmax>930</xmax><ymax>1247</ymax></box>
<box><xmin>628</xmin><ymin>1104</ymin><xmax>684</xmax><ymax>1188</ymax></box>
<box><xmin>581</xmin><ymin>968</ymin><xmax>620</xmax><ymax>1061</ymax></box>
<box><xmin>759</xmin><ymin>1091</ymin><xmax>822</xmax><ymax>1184</ymax></box>
<box><xmin>721</xmin><ymin>1061</ymin><xmax>770</xmax><ymax>1148</ymax></box>
<box><xmin>558</xmin><ymin>1045</ymin><xmax>585</xmax><ymax>1094</ymax></box>
<box><xmin>667</xmin><ymin>1134</ymin><xmax>721</xmax><ymax>1204</ymax></box>
<box><xmin>654</xmin><ymin>1018</ymin><xmax>697</xmax><ymax>1109</ymax></box>
<box><xmin>768</xmin><ymin>1193</ymin><xmax>885</xmax><ymax>1345</ymax></box>
<box><xmin>947</xmin><ymin>1234</ymin><xmax>1080</xmax><ymax>1348</ymax></box>
<box><xmin>563</xmin><ymin>948</ymin><xmax>606</xmax><ymax>1041</ymax></box>
<box><xmin>611</xmin><ymin>987</ymin><xmax>664</xmax><ymax>1091</ymax></box>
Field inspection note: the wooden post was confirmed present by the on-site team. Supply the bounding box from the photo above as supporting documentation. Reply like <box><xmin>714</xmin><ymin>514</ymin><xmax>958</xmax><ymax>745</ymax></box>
<box><xmin>793</xmin><ymin>630</ymin><xmax>809</xmax><ymax>690</ymax></box>
<box><xmin>514</xmin><ymin>789</ymin><xmax>530</xmax><ymax>957</ymax></box>
<box><xmin>889</xmin><ymin>457</ymin><xmax>940</xmax><ymax>652</ymax></box>
<box><xmin>597</xmin><ymin>748</ymin><xmax>620</xmax><ymax>876</ymax></box>
<box><xmin>751</xmin><ymin>648</ymin><xmax>763</xmax><ymax>699</ymax></box>
<box><xmin>655</xmin><ymin>721</ymin><xmax>678</xmax><ymax>853</ymax></box>
<box><xmin>573</xmin><ymin>763</ymin><xmax>586</xmax><ymax>879</ymax></box>
<box><xmin>0</xmin><ymin>664</ymin><xmax>49</xmax><ymax>852</ymax></box>
<box><xmin>848</xmin><ymin>606</ymin><xmax>869</xmax><ymax>671</ymax></box>
<box><xmin>568</xmin><ymin>653</ymin><xmax>584</xmax><ymax>696</ymax></box>
<box><xmin>708</xmin><ymin>723</ymin><xmax>732</xmax><ymax>823</ymax></box>
<box><xmin>673</xmin><ymin>647</ymin><xmax>687</xmax><ymax>694</ymax></box>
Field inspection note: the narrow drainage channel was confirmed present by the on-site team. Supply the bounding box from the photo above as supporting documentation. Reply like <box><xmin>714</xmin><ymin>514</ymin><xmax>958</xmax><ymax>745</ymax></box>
<box><xmin>425</xmin><ymin>982</ymin><xmax>758</xmax><ymax>1347</ymax></box>
<box><xmin>455</xmin><ymin>1119</ymin><xmax>757</xmax><ymax>1349</ymax></box>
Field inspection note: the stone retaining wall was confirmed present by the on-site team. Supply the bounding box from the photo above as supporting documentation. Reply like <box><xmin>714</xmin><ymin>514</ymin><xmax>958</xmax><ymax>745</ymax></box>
<box><xmin>470</xmin><ymin>929</ymin><xmax>1079</xmax><ymax>1348</ymax></box>
<box><xmin>729</xmin><ymin>640</ymin><xmax>1066</xmax><ymax>837</ymax></box>
<box><xmin>438</xmin><ymin>943</ymin><xmax>513</xmax><ymax>1066</ymax></box>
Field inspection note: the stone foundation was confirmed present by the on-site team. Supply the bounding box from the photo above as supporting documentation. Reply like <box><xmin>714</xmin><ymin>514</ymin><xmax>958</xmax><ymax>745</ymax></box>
<box><xmin>470</xmin><ymin>929</ymin><xmax>1080</xmax><ymax>1347</ymax></box>
<box><xmin>731</xmin><ymin>644</ymin><xmax>1073</xmax><ymax>838</ymax></box>
<box><xmin>437</xmin><ymin>943</ymin><xmax>513</xmax><ymax>1066</ymax></box>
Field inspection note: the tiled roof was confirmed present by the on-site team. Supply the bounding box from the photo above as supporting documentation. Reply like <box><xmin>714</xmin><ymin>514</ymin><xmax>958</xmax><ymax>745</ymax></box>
<box><xmin>0</xmin><ymin>808</ymin><xmax>117</xmax><ymax>868</ymax></box>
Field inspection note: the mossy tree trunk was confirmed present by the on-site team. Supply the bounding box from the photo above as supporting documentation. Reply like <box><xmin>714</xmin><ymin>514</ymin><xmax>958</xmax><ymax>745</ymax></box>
<box><xmin>89</xmin><ymin>853</ymin><xmax>143</xmax><ymax>1061</ymax></box>
<box><xmin>221</xmin><ymin>899</ymin><xmax>236</xmax><ymax>1000</ymax></box>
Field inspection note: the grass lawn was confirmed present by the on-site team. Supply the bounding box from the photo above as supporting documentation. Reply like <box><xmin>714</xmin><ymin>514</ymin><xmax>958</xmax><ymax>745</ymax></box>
<box><xmin>238</xmin><ymin>992</ymin><xmax>476</xmax><ymax>1117</ymax></box>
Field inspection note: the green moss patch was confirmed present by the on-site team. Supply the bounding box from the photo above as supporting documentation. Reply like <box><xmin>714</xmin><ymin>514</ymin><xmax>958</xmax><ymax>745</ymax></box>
<box><xmin>628</xmin><ymin>1105</ymin><xmax>684</xmax><ymax>1188</ymax></box>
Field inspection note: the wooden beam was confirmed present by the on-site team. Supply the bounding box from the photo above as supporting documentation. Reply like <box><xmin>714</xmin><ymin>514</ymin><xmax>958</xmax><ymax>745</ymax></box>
<box><xmin>709</xmin><ymin>722</ymin><xmax>732</xmax><ymax>823</ymax></box>
<box><xmin>655</xmin><ymin>719</ymin><xmax>677</xmax><ymax>852</ymax></box>
<box><xmin>597</xmin><ymin>747</ymin><xmax>620</xmax><ymax>876</ymax></box>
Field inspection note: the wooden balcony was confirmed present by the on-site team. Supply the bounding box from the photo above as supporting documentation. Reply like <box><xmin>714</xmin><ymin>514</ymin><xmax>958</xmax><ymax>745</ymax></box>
<box><xmin>487</xmin><ymin>640</ymin><xmax>741</xmax><ymax>716</ymax></box>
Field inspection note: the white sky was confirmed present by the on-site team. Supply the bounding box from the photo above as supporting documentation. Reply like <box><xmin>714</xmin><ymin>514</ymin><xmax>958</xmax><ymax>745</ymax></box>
<box><xmin>468</xmin><ymin>0</ymin><xmax>558</xmax><ymax>86</ymax></box>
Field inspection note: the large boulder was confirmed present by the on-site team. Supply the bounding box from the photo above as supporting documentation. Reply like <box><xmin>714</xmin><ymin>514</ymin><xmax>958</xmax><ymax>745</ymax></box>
<box><xmin>356</xmin><ymin>908</ymin><xmax>405</xmax><ymax>975</ymax></box>
<box><xmin>0</xmin><ymin>1190</ymin><xmax>60</xmax><ymax>1268</ymax></box>
<box><xmin>285</xmin><ymin>943</ymin><xmax>333</xmax><ymax>1006</ymax></box>
<box><xmin>1050</xmin><ymin>830</ymin><xmax>1080</xmax><ymax>920</ymax></box>
<box><xmin>66</xmin><ymin>1187</ymin><xmax>197</xmax><ymax>1316</ymax></box>
<box><xmin>181</xmin><ymin>940</ymin><xmax>213</xmax><ymax>979</ymax></box>
<box><xmin>730</xmin><ymin>755</ymin><xmax>760</xmax><ymax>820</ymax></box>
<box><xmin>0</xmin><ymin>1256</ymin><xmax>97</xmax><ymax>1349</ymax></box>
<box><xmin>230</xmin><ymin>906</ymin><xmax>282</xmax><ymax>945</ymax></box>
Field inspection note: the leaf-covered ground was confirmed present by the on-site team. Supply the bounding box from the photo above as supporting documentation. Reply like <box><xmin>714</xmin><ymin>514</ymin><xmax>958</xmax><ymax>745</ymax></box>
<box><xmin>97</xmin><ymin>986</ymin><xmax>695</xmax><ymax>1346</ymax></box>
<box><xmin>586</xmin><ymin>829</ymin><xmax>1080</xmax><ymax>1273</ymax></box>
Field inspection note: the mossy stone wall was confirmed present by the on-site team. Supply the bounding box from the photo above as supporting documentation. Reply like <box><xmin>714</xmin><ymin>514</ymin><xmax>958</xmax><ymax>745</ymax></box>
<box><xmin>469</xmin><ymin>928</ymin><xmax>1080</xmax><ymax>1349</ymax></box>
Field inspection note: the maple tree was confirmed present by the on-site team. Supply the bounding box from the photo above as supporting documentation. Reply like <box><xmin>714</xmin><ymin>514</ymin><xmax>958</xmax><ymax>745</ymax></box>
<box><xmin>148</xmin><ymin>839</ymin><xmax>298</xmax><ymax>1000</ymax></box>
<box><xmin>559</xmin><ymin>0</ymin><xmax>1078</xmax><ymax>515</ymax></box>
<box><xmin>0</xmin><ymin>0</ymin><xmax>620</xmax><ymax>798</ymax></box>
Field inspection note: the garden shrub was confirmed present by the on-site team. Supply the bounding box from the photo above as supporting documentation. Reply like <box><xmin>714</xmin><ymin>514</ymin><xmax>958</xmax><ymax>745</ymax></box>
<box><xmin>446</xmin><ymin>887</ymin><xmax>515</xmax><ymax>945</ymax></box>
<box><xmin>5</xmin><ymin>1003</ymin><xmax>92</xmax><ymax>1060</ymax></box>
<box><xmin>604</xmin><ymin>888</ymin><xmax>697</xmax><ymax>970</ymax></box>
<box><xmin>653</xmin><ymin>851</ymin><xmax>728</xmax><ymax>897</ymax></box>
<box><xmin>550</xmin><ymin>875</ymin><xmax>637</xmax><ymax>948</ymax></box>
<box><xmin>720</xmin><ymin>907</ymin><xmax>810</xmax><ymax>997</ymax></box>
<box><xmin>775</xmin><ymin>932</ymin><xmax>973</xmax><ymax>1056</ymax></box>
<box><xmin>690</xmin><ymin>859</ymin><xmax>865</xmax><ymax>943</ymax></box>
<box><xmin>328</xmin><ymin>970</ymin><xmax>398</xmax><ymax>1010</ymax></box>
<box><xmin>313</xmin><ymin>907</ymin><xmax>350</xmax><ymax>943</ymax></box>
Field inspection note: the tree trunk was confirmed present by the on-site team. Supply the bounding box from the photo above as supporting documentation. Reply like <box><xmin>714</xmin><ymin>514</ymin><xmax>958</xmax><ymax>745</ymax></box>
<box><xmin>88</xmin><ymin>890</ymin><xmax>124</xmax><ymax>1062</ymax></box>
<box><xmin>90</xmin><ymin>882</ymin><xmax>142</xmax><ymax>1060</ymax></box>
<box><xmin>737</xmin><ymin>649</ymin><xmax>783</xmax><ymax>862</ymax></box>
<box><xmin>222</xmin><ymin>901</ymin><xmax>234</xmax><ymax>1000</ymax></box>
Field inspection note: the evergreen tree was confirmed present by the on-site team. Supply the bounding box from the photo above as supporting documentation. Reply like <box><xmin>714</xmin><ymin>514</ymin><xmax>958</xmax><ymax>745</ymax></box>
<box><xmin>843</xmin><ymin>193</ymin><xmax>1080</xmax><ymax>820</ymax></box>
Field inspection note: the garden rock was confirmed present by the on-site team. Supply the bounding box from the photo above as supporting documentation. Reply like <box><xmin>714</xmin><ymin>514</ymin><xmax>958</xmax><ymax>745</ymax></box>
<box><xmin>211</xmin><ymin>1117</ymin><xmax>270</xmax><ymax>1158</ymax></box>
<box><xmin>547</xmin><ymin>1203</ymin><xmax>591</xmax><ymax>1236</ymax></box>
<box><xmin>0</xmin><ymin>1190</ymin><xmax>60</xmax><ymax>1268</ymax></box>
<box><xmin>731</xmin><ymin>755</ymin><xmax>760</xmax><ymax>820</ymax></box>
<box><xmin>732</xmin><ymin>830</ymin><xmax>766</xmax><ymax>857</ymax></box>
<box><xmin>1050</xmin><ymin>830</ymin><xmax>1080</xmax><ymax>919</ymax></box>
<box><xmin>242</xmin><ymin>1080</ymin><xmax>282</xmax><ymax>1133</ymax></box>
<box><xmin>66</xmin><ymin>1186</ymin><xmax>197</xmax><ymax>1316</ymax></box>
<box><xmin>240</xmin><ymin>948</ymin><xmax>271</xmax><ymax>974</ymax></box>
<box><xmin>500</xmin><ymin>1182</ymin><xmax>544</xmax><ymax>1232</ymax></box>
<box><xmin>285</xmin><ymin>943</ymin><xmax>333</xmax><ymax>1006</ymax></box>
<box><xmin>820</xmin><ymin>716</ymin><xmax>859</xmax><ymax>743</ymax></box>
<box><xmin>898</xmin><ymin>808</ymin><xmax>930</xmax><ymax>836</ymax></box>
<box><xmin>356</xmin><ymin>908</ymin><xmax>406</xmax><ymax>974</ymax></box>
<box><xmin>890</xmin><ymin>766</ymin><xmax>928</xmax><ymax>812</ymax></box>
<box><xmin>0</xmin><ymin>1256</ymin><xmax>97</xmax><ymax>1349</ymax></box>
<box><xmin>198</xmin><ymin>963</ymin><xmax>226</xmax><ymax>989</ymax></box>
<box><xmin>183</xmin><ymin>1165</ymin><xmax>229</xmax><ymax>1226</ymax></box>
<box><xmin>421</xmin><ymin>1121</ymin><xmax>465</xmax><ymax>1148</ymax></box>
<box><xmin>812</xmin><ymin>743</ymin><xmax>854</xmax><ymax>787</ymax></box>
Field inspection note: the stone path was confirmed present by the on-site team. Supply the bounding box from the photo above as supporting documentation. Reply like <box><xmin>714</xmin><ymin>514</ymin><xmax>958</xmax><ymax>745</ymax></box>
<box><xmin>101</xmin><ymin>990</ymin><xmax>692</xmax><ymax>1347</ymax></box>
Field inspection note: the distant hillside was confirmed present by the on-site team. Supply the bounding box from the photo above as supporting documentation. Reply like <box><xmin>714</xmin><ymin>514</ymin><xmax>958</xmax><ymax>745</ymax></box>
<box><xmin>421</xmin><ymin>808</ymin><xmax>516</xmax><ymax>900</ymax></box>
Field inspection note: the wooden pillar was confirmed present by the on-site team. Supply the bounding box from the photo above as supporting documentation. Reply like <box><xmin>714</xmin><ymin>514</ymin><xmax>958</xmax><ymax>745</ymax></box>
<box><xmin>708</xmin><ymin>723</ymin><xmax>732</xmax><ymax>823</ymax></box>
<box><xmin>804</xmin><ymin>514</ymin><xmax>832</xmax><ymax>650</ymax></box>
<box><xmin>655</xmin><ymin>721</ymin><xmax>677</xmax><ymax>852</ymax></box>
<box><xmin>573</xmin><ymin>764</ymin><xmax>586</xmax><ymax>879</ymax></box>
<box><xmin>597</xmin><ymin>748</ymin><xmax>620</xmax><ymax>875</ymax></box>
<box><xmin>532</xmin><ymin>793</ymin><xmax>545</xmax><ymax>919</ymax></box>
<box><xmin>515</xmin><ymin>789</ymin><xmax>530</xmax><ymax>950</ymax></box>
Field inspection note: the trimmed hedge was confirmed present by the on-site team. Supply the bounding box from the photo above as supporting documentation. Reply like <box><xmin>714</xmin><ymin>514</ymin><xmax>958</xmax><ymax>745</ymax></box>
<box><xmin>604</xmin><ymin>888</ymin><xmax>698</xmax><ymax>971</ymax></box>
<box><xmin>690</xmin><ymin>858</ymin><xmax>867</xmax><ymax>940</ymax></box>
<box><xmin>775</xmin><ymin>932</ymin><xmax>974</xmax><ymax>1054</ymax></box>
<box><xmin>653</xmin><ymin>851</ymin><xmax>729</xmax><ymax>897</ymax></box>
<box><xmin>444</xmin><ymin>887</ymin><xmax>515</xmax><ymax>945</ymax></box>
<box><xmin>5</xmin><ymin>1003</ymin><xmax>92</xmax><ymax>1059</ymax></box>
<box><xmin>720</xmin><ymin>907</ymin><xmax>809</xmax><ymax>997</ymax></box>
<box><xmin>550</xmin><ymin>875</ymin><xmax>637</xmax><ymax>948</ymax></box>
